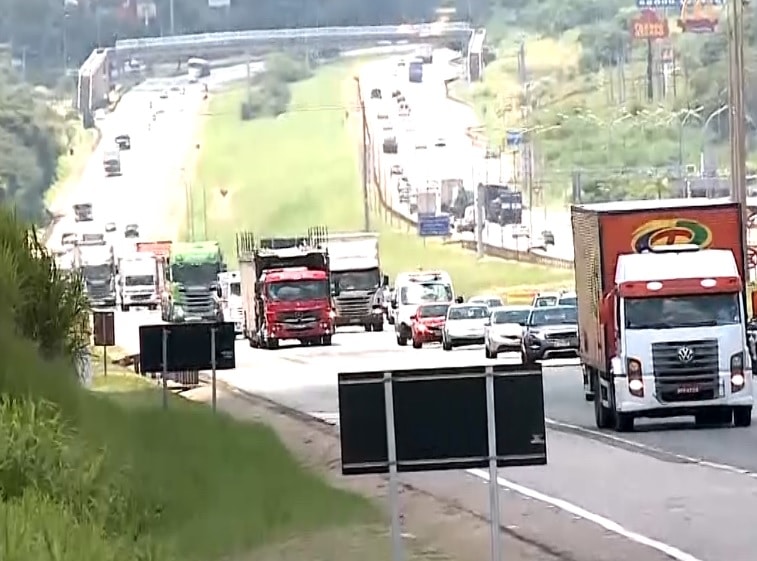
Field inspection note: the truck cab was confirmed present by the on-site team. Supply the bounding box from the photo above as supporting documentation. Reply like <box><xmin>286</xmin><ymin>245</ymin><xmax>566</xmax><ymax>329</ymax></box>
<box><xmin>217</xmin><ymin>271</ymin><xmax>243</xmax><ymax>336</ymax></box>
<box><xmin>103</xmin><ymin>149</ymin><xmax>121</xmax><ymax>176</ymax></box>
<box><xmin>118</xmin><ymin>253</ymin><xmax>159</xmax><ymax>311</ymax></box>
<box><xmin>163</xmin><ymin>241</ymin><xmax>225</xmax><ymax>323</ymax></box>
<box><xmin>75</xmin><ymin>241</ymin><xmax>116</xmax><ymax>307</ymax></box>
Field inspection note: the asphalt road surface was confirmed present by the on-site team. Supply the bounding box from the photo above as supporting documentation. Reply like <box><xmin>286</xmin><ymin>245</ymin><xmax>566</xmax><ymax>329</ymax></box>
<box><xmin>358</xmin><ymin>52</ymin><xmax>573</xmax><ymax>260</ymax></box>
<box><xmin>49</xmin><ymin>53</ymin><xmax>757</xmax><ymax>561</ymax></box>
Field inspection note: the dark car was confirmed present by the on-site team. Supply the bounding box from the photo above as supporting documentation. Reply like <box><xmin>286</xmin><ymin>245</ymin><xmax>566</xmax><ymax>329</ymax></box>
<box><xmin>541</xmin><ymin>230</ymin><xmax>555</xmax><ymax>245</ymax></box>
<box><xmin>370</xmin><ymin>88</ymin><xmax>381</xmax><ymax>99</ymax></box>
<box><xmin>521</xmin><ymin>305</ymin><xmax>579</xmax><ymax>363</ymax></box>
<box><xmin>124</xmin><ymin>224</ymin><xmax>139</xmax><ymax>238</ymax></box>
<box><xmin>115</xmin><ymin>134</ymin><xmax>131</xmax><ymax>150</ymax></box>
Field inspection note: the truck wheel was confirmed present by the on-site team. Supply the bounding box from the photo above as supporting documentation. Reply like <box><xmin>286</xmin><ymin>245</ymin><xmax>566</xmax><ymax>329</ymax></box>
<box><xmin>120</xmin><ymin>304</ymin><xmax>128</xmax><ymax>312</ymax></box>
<box><xmin>734</xmin><ymin>406</ymin><xmax>752</xmax><ymax>427</ymax></box>
<box><xmin>373</xmin><ymin>321</ymin><xmax>384</xmax><ymax>332</ymax></box>
<box><xmin>387</xmin><ymin>315</ymin><xmax>395</xmax><ymax>325</ymax></box>
<box><xmin>412</xmin><ymin>338</ymin><xmax>422</xmax><ymax>349</ymax></box>
<box><xmin>695</xmin><ymin>409</ymin><xmax>720</xmax><ymax>426</ymax></box>
<box><xmin>442</xmin><ymin>340</ymin><xmax>452</xmax><ymax>351</ymax></box>
<box><xmin>593</xmin><ymin>372</ymin><xmax>613</xmax><ymax>429</ymax></box>
<box><xmin>396</xmin><ymin>333</ymin><xmax>407</xmax><ymax>346</ymax></box>
<box><xmin>364</xmin><ymin>324</ymin><xmax>372</xmax><ymax>332</ymax></box>
<box><xmin>321</xmin><ymin>335</ymin><xmax>332</xmax><ymax>346</ymax></box>
<box><xmin>266</xmin><ymin>338</ymin><xmax>279</xmax><ymax>350</ymax></box>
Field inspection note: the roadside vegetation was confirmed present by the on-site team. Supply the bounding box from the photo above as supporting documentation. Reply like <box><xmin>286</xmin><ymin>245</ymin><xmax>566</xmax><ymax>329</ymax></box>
<box><xmin>0</xmin><ymin>206</ymin><xmax>376</xmax><ymax>559</ymax></box>
<box><xmin>457</xmin><ymin>0</ymin><xmax>747</xmax><ymax>203</ymax></box>
<box><xmin>191</xmin><ymin>61</ymin><xmax>572</xmax><ymax>297</ymax></box>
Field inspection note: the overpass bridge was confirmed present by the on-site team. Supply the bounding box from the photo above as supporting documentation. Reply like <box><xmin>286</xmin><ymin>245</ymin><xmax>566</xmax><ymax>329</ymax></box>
<box><xmin>75</xmin><ymin>22</ymin><xmax>474</xmax><ymax>126</ymax></box>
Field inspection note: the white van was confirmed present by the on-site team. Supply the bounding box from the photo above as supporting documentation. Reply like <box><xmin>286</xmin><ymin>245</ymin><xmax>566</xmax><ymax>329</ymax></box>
<box><xmin>391</xmin><ymin>270</ymin><xmax>455</xmax><ymax>345</ymax></box>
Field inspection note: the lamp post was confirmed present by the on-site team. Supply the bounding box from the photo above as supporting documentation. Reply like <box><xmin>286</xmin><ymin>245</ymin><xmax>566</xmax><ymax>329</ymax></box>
<box><xmin>675</xmin><ymin>107</ymin><xmax>704</xmax><ymax>173</ymax></box>
<box><xmin>700</xmin><ymin>104</ymin><xmax>729</xmax><ymax>176</ymax></box>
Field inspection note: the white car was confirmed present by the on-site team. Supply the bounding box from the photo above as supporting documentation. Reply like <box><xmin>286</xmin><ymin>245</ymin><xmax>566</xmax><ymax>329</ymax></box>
<box><xmin>442</xmin><ymin>303</ymin><xmax>490</xmax><ymax>351</ymax></box>
<box><xmin>485</xmin><ymin>305</ymin><xmax>531</xmax><ymax>358</ymax></box>
<box><xmin>469</xmin><ymin>294</ymin><xmax>504</xmax><ymax>309</ymax></box>
<box><xmin>532</xmin><ymin>292</ymin><xmax>562</xmax><ymax>308</ymax></box>
<box><xmin>391</xmin><ymin>165</ymin><xmax>403</xmax><ymax>175</ymax></box>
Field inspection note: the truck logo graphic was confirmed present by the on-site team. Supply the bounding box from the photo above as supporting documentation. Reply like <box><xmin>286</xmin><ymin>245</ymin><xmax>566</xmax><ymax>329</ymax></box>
<box><xmin>631</xmin><ymin>219</ymin><xmax>712</xmax><ymax>253</ymax></box>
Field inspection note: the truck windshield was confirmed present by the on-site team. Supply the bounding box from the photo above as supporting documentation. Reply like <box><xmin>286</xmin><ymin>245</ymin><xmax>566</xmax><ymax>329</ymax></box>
<box><xmin>229</xmin><ymin>282</ymin><xmax>241</xmax><ymax>296</ymax></box>
<box><xmin>400</xmin><ymin>282</ymin><xmax>452</xmax><ymax>305</ymax></box>
<box><xmin>267</xmin><ymin>280</ymin><xmax>329</xmax><ymax>301</ymax></box>
<box><xmin>333</xmin><ymin>269</ymin><xmax>380</xmax><ymax>291</ymax></box>
<box><xmin>172</xmin><ymin>263</ymin><xmax>218</xmax><ymax>286</ymax></box>
<box><xmin>125</xmin><ymin>275</ymin><xmax>154</xmax><ymax>286</ymax></box>
<box><xmin>84</xmin><ymin>264</ymin><xmax>111</xmax><ymax>279</ymax></box>
<box><xmin>624</xmin><ymin>294</ymin><xmax>741</xmax><ymax>329</ymax></box>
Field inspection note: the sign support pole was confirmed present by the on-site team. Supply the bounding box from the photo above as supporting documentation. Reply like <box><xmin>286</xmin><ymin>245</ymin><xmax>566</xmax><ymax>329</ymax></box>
<box><xmin>103</xmin><ymin>345</ymin><xmax>108</xmax><ymax>377</ymax></box>
<box><xmin>211</xmin><ymin>326</ymin><xmax>218</xmax><ymax>413</ymax></box>
<box><xmin>486</xmin><ymin>366</ymin><xmax>501</xmax><ymax>561</ymax></box>
<box><xmin>161</xmin><ymin>327</ymin><xmax>169</xmax><ymax>410</ymax></box>
<box><xmin>383</xmin><ymin>372</ymin><xmax>404</xmax><ymax>561</ymax></box>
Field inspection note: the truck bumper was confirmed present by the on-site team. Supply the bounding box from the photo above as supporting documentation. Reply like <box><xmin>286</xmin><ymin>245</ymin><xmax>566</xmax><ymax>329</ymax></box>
<box><xmin>614</xmin><ymin>372</ymin><xmax>754</xmax><ymax>417</ymax></box>
<box><xmin>335</xmin><ymin>310</ymin><xmax>383</xmax><ymax>327</ymax></box>
<box><xmin>269</xmin><ymin>326</ymin><xmax>331</xmax><ymax>341</ymax></box>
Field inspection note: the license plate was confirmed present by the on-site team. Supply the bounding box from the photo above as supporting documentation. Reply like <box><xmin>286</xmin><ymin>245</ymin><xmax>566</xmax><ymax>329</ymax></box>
<box><xmin>677</xmin><ymin>385</ymin><xmax>700</xmax><ymax>395</ymax></box>
<box><xmin>553</xmin><ymin>340</ymin><xmax>571</xmax><ymax>347</ymax></box>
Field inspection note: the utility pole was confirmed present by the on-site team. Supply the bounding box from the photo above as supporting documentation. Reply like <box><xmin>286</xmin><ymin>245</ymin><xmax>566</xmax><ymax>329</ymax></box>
<box><xmin>358</xmin><ymin>83</ymin><xmax>370</xmax><ymax>232</ymax></box>
<box><xmin>169</xmin><ymin>0</ymin><xmax>175</xmax><ymax>35</ymax></box>
<box><xmin>727</xmin><ymin>0</ymin><xmax>748</xmax><ymax>274</ymax></box>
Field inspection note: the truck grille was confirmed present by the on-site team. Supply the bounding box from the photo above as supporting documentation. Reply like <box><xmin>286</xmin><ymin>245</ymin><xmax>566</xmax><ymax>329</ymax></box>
<box><xmin>651</xmin><ymin>339</ymin><xmax>719</xmax><ymax>402</ymax></box>
<box><xmin>179</xmin><ymin>289</ymin><xmax>215</xmax><ymax>317</ymax></box>
<box><xmin>335</xmin><ymin>294</ymin><xmax>372</xmax><ymax>318</ymax></box>
<box><xmin>277</xmin><ymin>310</ymin><xmax>320</xmax><ymax>329</ymax></box>
<box><xmin>545</xmin><ymin>330</ymin><xmax>577</xmax><ymax>340</ymax></box>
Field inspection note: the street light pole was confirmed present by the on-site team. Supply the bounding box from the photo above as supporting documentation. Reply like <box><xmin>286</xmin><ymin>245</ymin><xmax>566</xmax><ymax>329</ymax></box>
<box><xmin>727</xmin><ymin>0</ymin><xmax>748</xmax><ymax>275</ymax></box>
<box><xmin>700</xmin><ymin>104</ymin><xmax>728</xmax><ymax>176</ymax></box>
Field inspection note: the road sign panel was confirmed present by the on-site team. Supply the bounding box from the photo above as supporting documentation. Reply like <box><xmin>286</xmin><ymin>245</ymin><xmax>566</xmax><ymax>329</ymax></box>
<box><xmin>417</xmin><ymin>213</ymin><xmax>450</xmax><ymax>237</ymax></box>
<box><xmin>631</xmin><ymin>10</ymin><xmax>669</xmax><ymax>39</ymax></box>
<box><xmin>505</xmin><ymin>130</ymin><xmax>523</xmax><ymax>147</ymax></box>
<box><xmin>139</xmin><ymin>322</ymin><xmax>236</xmax><ymax>373</ymax></box>
<box><xmin>337</xmin><ymin>364</ymin><xmax>547</xmax><ymax>475</ymax></box>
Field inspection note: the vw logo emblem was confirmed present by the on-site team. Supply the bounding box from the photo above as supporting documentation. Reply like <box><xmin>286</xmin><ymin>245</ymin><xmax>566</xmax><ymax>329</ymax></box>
<box><xmin>678</xmin><ymin>346</ymin><xmax>694</xmax><ymax>363</ymax></box>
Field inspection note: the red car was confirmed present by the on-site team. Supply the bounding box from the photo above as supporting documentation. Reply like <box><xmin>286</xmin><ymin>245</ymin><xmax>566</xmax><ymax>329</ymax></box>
<box><xmin>411</xmin><ymin>303</ymin><xmax>451</xmax><ymax>348</ymax></box>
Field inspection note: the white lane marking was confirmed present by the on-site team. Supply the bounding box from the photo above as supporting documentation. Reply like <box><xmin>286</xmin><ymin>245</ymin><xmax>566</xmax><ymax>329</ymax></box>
<box><xmin>310</xmin><ymin>412</ymin><xmax>703</xmax><ymax>561</ymax></box>
<box><xmin>546</xmin><ymin>417</ymin><xmax>757</xmax><ymax>479</ymax></box>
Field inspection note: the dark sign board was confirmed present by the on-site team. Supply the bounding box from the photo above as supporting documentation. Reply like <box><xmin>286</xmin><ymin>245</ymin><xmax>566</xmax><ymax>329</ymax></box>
<box><xmin>92</xmin><ymin>311</ymin><xmax>115</xmax><ymax>346</ymax></box>
<box><xmin>338</xmin><ymin>364</ymin><xmax>546</xmax><ymax>475</ymax></box>
<box><xmin>139</xmin><ymin>322</ymin><xmax>236</xmax><ymax>373</ymax></box>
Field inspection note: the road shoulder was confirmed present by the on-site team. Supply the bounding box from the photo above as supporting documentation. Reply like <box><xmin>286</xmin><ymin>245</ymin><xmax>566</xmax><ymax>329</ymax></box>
<box><xmin>183</xmin><ymin>383</ymin><xmax>673</xmax><ymax>561</ymax></box>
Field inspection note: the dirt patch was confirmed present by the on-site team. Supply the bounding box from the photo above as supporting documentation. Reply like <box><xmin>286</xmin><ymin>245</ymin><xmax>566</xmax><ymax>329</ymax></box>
<box><xmin>183</xmin><ymin>385</ymin><xmax>562</xmax><ymax>561</ymax></box>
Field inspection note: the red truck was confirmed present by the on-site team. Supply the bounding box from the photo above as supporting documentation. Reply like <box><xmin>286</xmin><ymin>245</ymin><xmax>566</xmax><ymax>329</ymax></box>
<box><xmin>236</xmin><ymin>230</ymin><xmax>335</xmax><ymax>349</ymax></box>
<box><xmin>572</xmin><ymin>198</ymin><xmax>752</xmax><ymax>431</ymax></box>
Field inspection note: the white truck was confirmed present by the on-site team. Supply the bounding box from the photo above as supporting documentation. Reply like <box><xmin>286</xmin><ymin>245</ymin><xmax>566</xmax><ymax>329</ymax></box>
<box><xmin>218</xmin><ymin>271</ymin><xmax>243</xmax><ymax>336</ymax></box>
<box><xmin>118</xmin><ymin>252</ymin><xmax>159</xmax><ymax>311</ymax></box>
<box><xmin>391</xmin><ymin>270</ymin><xmax>455</xmax><ymax>345</ymax></box>
<box><xmin>326</xmin><ymin>232</ymin><xmax>388</xmax><ymax>332</ymax></box>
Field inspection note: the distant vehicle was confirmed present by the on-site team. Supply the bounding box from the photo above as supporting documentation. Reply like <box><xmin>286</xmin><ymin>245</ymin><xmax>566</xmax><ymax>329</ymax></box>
<box><xmin>542</xmin><ymin>230</ymin><xmax>555</xmax><ymax>245</ymax></box>
<box><xmin>102</xmin><ymin>149</ymin><xmax>121</xmax><ymax>176</ymax></box>
<box><xmin>521</xmin><ymin>305</ymin><xmax>579</xmax><ymax>363</ymax></box>
<box><xmin>187</xmin><ymin>57</ymin><xmax>210</xmax><ymax>79</ymax></box>
<box><xmin>61</xmin><ymin>232</ymin><xmax>78</xmax><ymax>247</ymax></box>
<box><xmin>390</xmin><ymin>164</ymin><xmax>403</xmax><ymax>175</ymax></box>
<box><xmin>118</xmin><ymin>252</ymin><xmax>160</xmax><ymax>311</ymax></box>
<box><xmin>398</xmin><ymin>103</ymin><xmax>410</xmax><ymax>117</ymax></box>
<box><xmin>397</xmin><ymin>59</ymin><xmax>407</xmax><ymax>68</ymax></box>
<box><xmin>485</xmin><ymin>305</ymin><xmax>531</xmax><ymax>358</ymax></box>
<box><xmin>411</xmin><ymin>302</ymin><xmax>451</xmax><ymax>348</ymax></box>
<box><xmin>124</xmin><ymin>224</ymin><xmax>139</xmax><ymax>238</ymax></box>
<box><xmin>159</xmin><ymin>90</ymin><xmax>169</xmax><ymax>99</ymax></box>
<box><xmin>442</xmin><ymin>303</ymin><xmax>489</xmax><ymax>351</ymax></box>
<box><xmin>468</xmin><ymin>295</ymin><xmax>504</xmax><ymax>309</ymax></box>
<box><xmin>415</xmin><ymin>139</ymin><xmax>427</xmax><ymax>150</ymax></box>
<box><xmin>557</xmin><ymin>291</ymin><xmax>577</xmax><ymax>307</ymax></box>
<box><xmin>532</xmin><ymin>292</ymin><xmax>561</xmax><ymax>308</ymax></box>
<box><xmin>383</xmin><ymin>136</ymin><xmax>398</xmax><ymax>154</ymax></box>
<box><xmin>435</xmin><ymin>137</ymin><xmax>446</xmax><ymax>147</ymax></box>
<box><xmin>409</xmin><ymin>60</ymin><xmax>423</xmax><ymax>83</ymax></box>
<box><xmin>392</xmin><ymin>270</ymin><xmax>454</xmax><ymax>346</ymax></box>
<box><xmin>73</xmin><ymin>203</ymin><xmax>93</xmax><ymax>222</ymax></box>
<box><xmin>115</xmin><ymin>134</ymin><xmax>131</xmax><ymax>150</ymax></box>
<box><xmin>417</xmin><ymin>45</ymin><xmax>433</xmax><ymax>64</ymax></box>
<box><xmin>370</xmin><ymin>88</ymin><xmax>382</xmax><ymax>99</ymax></box>
<box><xmin>529</xmin><ymin>234</ymin><xmax>547</xmax><ymax>251</ymax></box>
<box><xmin>392</xmin><ymin>89</ymin><xmax>402</xmax><ymax>98</ymax></box>
<box><xmin>105</xmin><ymin>222</ymin><xmax>117</xmax><ymax>233</ymax></box>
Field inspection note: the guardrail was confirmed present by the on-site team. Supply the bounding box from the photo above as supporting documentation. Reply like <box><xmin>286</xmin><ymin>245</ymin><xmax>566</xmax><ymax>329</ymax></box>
<box><xmin>356</xmin><ymin>80</ymin><xmax>574</xmax><ymax>271</ymax></box>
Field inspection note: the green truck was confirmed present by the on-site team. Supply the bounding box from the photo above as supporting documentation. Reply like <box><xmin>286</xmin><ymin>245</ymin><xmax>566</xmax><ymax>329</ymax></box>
<box><xmin>160</xmin><ymin>241</ymin><xmax>226</xmax><ymax>323</ymax></box>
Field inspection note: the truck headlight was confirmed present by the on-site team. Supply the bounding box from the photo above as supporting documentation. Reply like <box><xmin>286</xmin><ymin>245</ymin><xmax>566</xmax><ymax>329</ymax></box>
<box><xmin>174</xmin><ymin>306</ymin><xmax>184</xmax><ymax>318</ymax></box>
<box><xmin>731</xmin><ymin>352</ymin><xmax>745</xmax><ymax>392</ymax></box>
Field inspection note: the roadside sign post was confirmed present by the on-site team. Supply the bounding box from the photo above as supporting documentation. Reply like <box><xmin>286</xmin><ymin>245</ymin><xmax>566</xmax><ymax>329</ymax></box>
<box><xmin>338</xmin><ymin>364</ymin><xmax>547</xmax><ymax>561</ymax></box>
<box><xmin>92</xmin><ymin>310</ymin><xmax>115</xmax><ymax>378</ymax></box>
<box><xmin>139</xmin><ymin>322</ymin><xmax>236</xmax><ymax>412</ymax></box>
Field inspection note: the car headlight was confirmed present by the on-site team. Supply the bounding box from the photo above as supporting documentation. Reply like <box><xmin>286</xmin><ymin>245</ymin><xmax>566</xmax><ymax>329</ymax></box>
<box><xmin>174</xmin><ymin>306</ymin><xmax>184</xmax><ymax>318</ymax></box>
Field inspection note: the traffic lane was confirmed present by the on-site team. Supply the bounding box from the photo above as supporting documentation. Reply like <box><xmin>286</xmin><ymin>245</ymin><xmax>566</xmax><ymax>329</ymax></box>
<box><xmin>543</xmin><ymin>368</ymin><xmax>757</xmax><ymax>473</ymax></box>
<box><xmin>481</xmin><ymin>215</ymin><xmax>574</xmax><ymax>261</ymax></box>
<box><xmin>221</xmin><ymin>344</ymin><xmax>710</xmax><ymax>561</ymax></box>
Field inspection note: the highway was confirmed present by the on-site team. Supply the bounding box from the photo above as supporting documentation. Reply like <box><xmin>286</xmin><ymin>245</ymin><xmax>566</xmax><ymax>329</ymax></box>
<box><xmin>356</xmin><ymin>50</ymin><xmax>574</xmax><ymax>260</ymax></box>
<box><xmin>50</xmin><ymin>52</ymin><xmax>757</xmax><ymax>561</ymax></box>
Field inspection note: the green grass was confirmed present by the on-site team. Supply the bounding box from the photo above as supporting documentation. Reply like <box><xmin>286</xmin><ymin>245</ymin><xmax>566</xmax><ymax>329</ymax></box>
<box><xmin>190</xmin><ymin>62</ymin><xmax>572</xmax><ymax>297</ymax></box>
<box><xmin>0</xmin><ymin>320</ymin><xmax>374</xmax><ymax>561</ymax></box>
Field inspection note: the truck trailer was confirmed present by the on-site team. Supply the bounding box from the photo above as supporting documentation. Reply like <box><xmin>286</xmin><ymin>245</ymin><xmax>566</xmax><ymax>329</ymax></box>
<box><xmin>236</xmin><ymin>229</ymin><xmax>335</xmax><ymax>349</ymax></box>
<box><xmin>572</xmin><ymin>198</ymin><xmax>752</xmax><ymax>431</ymax></box>
<box><xmin>325</xmin><ymin>232</ymin><xmax>387</xmax><ymax>331</ymax></box>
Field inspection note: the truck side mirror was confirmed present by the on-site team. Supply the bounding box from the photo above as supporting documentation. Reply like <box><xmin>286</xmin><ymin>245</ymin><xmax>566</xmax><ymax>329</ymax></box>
<box><xmin>391</xmin><ymin>299</ymin><xmax>398</xmax><ymax>309</ymax></box>
<box><xmin>382</xmin><ymin>274</ymin><xmax>389</xmax><ymax>287</ymax></box>
<box><xmin>332</xmin><ymin>283</ymin><xmax>340</xmax><ymax>297</ymax></box>
<box><xmin>216</xmin><ymin>286</ymin><xmax>222</xmax><ymax>298</ymax></box>
<box><xmin>455</xmin><ymin>296</ymin><xmax>464</xmax><ymax>303</ymax></box>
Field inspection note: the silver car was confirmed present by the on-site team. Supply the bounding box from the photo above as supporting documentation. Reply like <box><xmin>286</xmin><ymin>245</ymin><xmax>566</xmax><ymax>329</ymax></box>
<box><xmin>442</xmin><ymin>303</ymin><xmax>489</xmax><ymax>351</ymax></box>
<box><xmin>485</xmin><ymin>305</ymin><xmax>531</xmax><ymax>358</ymax></box>
<box><xmin>469</xmin><ymin>294</ymin><xmax>504</xmax><ymax>309</ymax></box>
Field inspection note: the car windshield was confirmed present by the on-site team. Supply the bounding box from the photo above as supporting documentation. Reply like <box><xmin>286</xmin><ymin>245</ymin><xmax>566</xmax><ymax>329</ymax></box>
<box><xmin>400</xmin><ymin>282</ymin><xmax>452</xmax><ymax>305</ymax></box>
<box><xmin>559</xmin><ymin>296</ymin><xmax>577</xmax><ymax>306</ymax></box>
<box><xmin>172</xmin><ymin>263</ymin><xmax>218</xmax><ymax>286</ymax></box>
<box><xmin>624</xmin><ymin>294</ymin><xmax>741</xmax><ymax>329</ymax></box>
<box><xmin>125</xmin><ymin>274</ymin><xmax>154</xmax><ymax>286</ymax></box>
<box><xmin>448</xmin><ymin>306</ymin><xmax>489</xmax><ymax>320</ymax></box>
<box><xmin>266</xmin><ymin>280</ymin><xmax>329</xmax><ymax>301</ymax></box>
<box><xmin>229</xmin><ymin>282</ymin><xmax>241</xmax><ymax>296</ymax></box>
<box><xmin>492</xmin><ymin>309</ymin><xmax>530</xmax><ymax>325</ymax></box>
<box><xmin>333</xmin><ymin>269</ymin><xmax>380</xmax><ymax>291</ymax></box>
<box><xmin>534</xmin><ymin>296</ymin><xmax>558</xmax><ymax>307</ymax></box>
<box><xmin>418</xmin><ymin>304</ymin><xmax>450</xmax><ymax>318</ymax></box>
<box><xmin>529</xmin><ymin>306</ymin><xmax>577</xmax><ymax>326</ymax></box>
<box><xmin>471</xmin><ymin>297</ymin><xmax>503</xmax><ymax>308</ymax></box>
